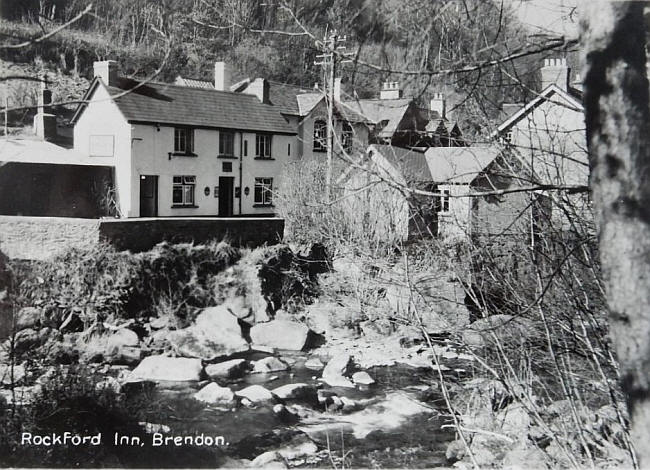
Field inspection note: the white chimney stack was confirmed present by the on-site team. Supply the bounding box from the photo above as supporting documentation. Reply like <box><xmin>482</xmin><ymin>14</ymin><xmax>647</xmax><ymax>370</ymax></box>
<box><xmin>380</xmin><ymin>82</ymin><xmax>401</xmax><ymax>100</ymax></box>
<box><xmin>93</xmin><ymin>60</ymin><xmax>118</xmax><ymax>86</ymax></box>
<box><xmin>430</xmin><ymin>92</ymin><xmax>446</xmax><ymax>119</ymax></box>
<box><xmin>214</xmin><ymin>61</ymin><xmax>231</xmax><ymax>91</ymax></box>
<box><xmin>33</xmin><ymin>78</ymin><xmax>57</xmax><ymax>141</ymax></box>
<box><xmin>245</xmin><ymin>78</ymin><xmax>270</xmax><ymax>104</ymax></box>
<box><xmin>541</xmin><ymin>58</ymin><xmax>570</xmax><ymax>91</ymax></box>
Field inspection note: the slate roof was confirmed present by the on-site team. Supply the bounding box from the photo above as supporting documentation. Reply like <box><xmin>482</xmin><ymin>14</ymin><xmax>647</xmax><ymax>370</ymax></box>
<box><xmin>341</xmin><ymin>99</ymin><xmax>414</xmax><ymax>138</ymax></box>
<box><xmin>369</xmin><ymin>144</ymin><xmax>429</xmax><ymax>182</ymax></box>
<box><xmin>76</xmin><ymin>77</ymin><xmax>296</xmax><ymax>134</ymax></box>
<box><xmin>0</xmin><ymin>137</ymin><xmax>111</xmax><ymax>166</ymax></box>
<box><xmin>424</xmin><ymin>146</ymin><xmax>500</xmax><ymax>184</ymax></box>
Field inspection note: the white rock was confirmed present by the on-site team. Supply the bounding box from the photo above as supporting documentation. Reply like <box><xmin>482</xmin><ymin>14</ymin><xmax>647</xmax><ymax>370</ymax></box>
<box><xmin>250</xmin><ymin>320</ymin><xmax>312</xmax><ymax>351</ymax></box>
<box><xmin>235</xmin><ymin>384</ymin><xmax>275</xmax><ymax>403</ymax></box>
<box><xmin>251</xmin><ymin>451</ymin><xmax>287</xmax><ymax>468</ymax></box>
<box><xmin>194</xmin><ymin>382</ymin><xmax>235</xmax><ymax>404</ymax></box>
<box><xmin>272</xmin><ymin>383</ymin><xmax>316</xmax><ymax>401</ymax></box>
<box><xmin>252</xmin><ymin>356</ymin><xmax>289</xmax><ymax>374</ymax></box>
<box><xmin>352</xmin><ymin>371</ymin><xmax>375</xmax><ymax>385</ymax></box>
<box><xmin>205</xmin><ymin>359</ymin><xmax>248</xmax><ymax>379</ymax></box>
<box><xmin>304</xmin><ymin>357</ymin><xmax>324</xmax><ymax>370</ymax></box>
<box><xmin>0</xmin><ymin>363</ymin><xmax>26</xmax><ymax>386</ymax></box>
<box><xmin>129</xmin><ymin>355</ymin><xmax>203</xmax><ymax>382</ymax></box>
<box><xmin>322</xmin><ymin>353</ymin><xmax>353</xmax><ymax>377</ymax></box>
<box><xmin>321</xmin><ymin>375</ymin><xmax>355</xmax><ymax>388</ymax></box>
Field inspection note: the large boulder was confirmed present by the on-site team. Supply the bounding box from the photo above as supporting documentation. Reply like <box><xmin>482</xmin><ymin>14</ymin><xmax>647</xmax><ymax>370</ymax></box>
<box><xmin>0</xmin><ymin>363</ymin><xmax>26</xmax><ymax>386</ymax></box>
<box><xmin>170</xmin><ymin>306</ymin><xmax>249</xmax><ymax>360</ymax></box>
<box><xmin>205</xmin><ymin>359</ymin><xmax>249</xmax><ymax>379</ymax></box>
<box><xmin>105</xmin><ymin>329</ymin><xmax>141</xmax><ymax>365</ymax></box>
<box><xmin>129</xmin><ymin>355</ymin><xmax>203</xmax><ymax>382</ymax></box>
<box><xmin>250</xmin><ymin>320</ymin><xmax>312</xmax><ymax>351</ymax></box>
<box><xmin>322</xmin><ymin>353</ymin><xmax>353</xmax><ymax>378</ymax></box>
<box><xmin>272</xmin><ymin>383</ymin><xmax>318</xmax><ymax>403</ymax></box>
<box><xmin>194</xmin><ymin>382</ymin><xmax>235</xmax><ymax>405</ymax></box>
<box><xmin>252</xmin><ymin>356</ymin><xmax>289</xmax><ymax>374</ymax></box>
<box><xmin>235</xmin><ymin>384</ymin><xmax>275</xmax><ymax>403</ymax></box>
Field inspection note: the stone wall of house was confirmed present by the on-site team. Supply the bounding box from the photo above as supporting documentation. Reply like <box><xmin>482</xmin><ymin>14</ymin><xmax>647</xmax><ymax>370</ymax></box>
<box><xmin>98</xmin><ymin>217</ymin><xmax>284</xmax><ymax>252</ymax></box>
<box><xmin>0</xmin><ymin>216</ymin><xmax>100</xmax><ymax>260</ymax></box>
<box><xmin>0</xmin><ymin>216</ymin><xmax>284</xmax><ymax>260</ymax></box>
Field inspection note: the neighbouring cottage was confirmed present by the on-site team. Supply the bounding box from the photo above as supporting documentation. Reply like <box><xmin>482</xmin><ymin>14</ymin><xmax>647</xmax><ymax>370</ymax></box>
<box><xmin>425</xmin><ymin>146</ymin><xmax>501</xmax><ymax>241</ymax></box>
<box><xmin>339</xmin><ymin>144</ymin><xmax>436</xmax><ymax>244</ymax></box>
<box><xmin>69</xmin><ymin>61</ymin><xmax>297</xmax><ymax>218</ymax></box>
<box><xmin>470</xmin><ymin>58</ymin><xmax>589</xmax><ymax>249</ymax></box>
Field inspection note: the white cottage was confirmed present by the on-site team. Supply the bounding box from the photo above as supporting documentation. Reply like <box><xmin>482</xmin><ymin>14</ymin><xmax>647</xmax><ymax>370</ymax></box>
<box><xmin>72</xmin><ymin>61</ymin><xmax>297</xmax><ymax>218</ymax></box>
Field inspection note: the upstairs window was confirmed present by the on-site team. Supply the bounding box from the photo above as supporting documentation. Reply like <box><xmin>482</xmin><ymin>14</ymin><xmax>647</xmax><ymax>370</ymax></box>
<box><xmin>256</xmin><ymin>134</ymin><xmax>272</xmax><ymax>158</ymax></box>
<box><xmin>174</xmin><ymin>127</ymin><xmax>194</xmax><ymax>154</ymax></box>
<box><xmin>254</xmin><ymin>177</ymin><xmax>273</xmax><ymax>206</ymax></box>
<box><xmin>313</xmin><ymin>119</ymin><xmax>326</xmax><ymax>151</ymax></box>
<box><xmin>172</xmin><ymin>175</ymin><xmax>195</xmax><ymax>206</ymax></box>
<box><xmin>437</xmin><ymin>189</ymin><xmax>450</xmax><ymax>213</ymax></box>
<box><xmin>341</xmin><ymin>121</ymin><xmax>353</xmax><ymax>152</ymax></box>
<box><xmin>219</xmin><ymin>131</ymin><xmax>235</xmax><ymax>156</ymax></box>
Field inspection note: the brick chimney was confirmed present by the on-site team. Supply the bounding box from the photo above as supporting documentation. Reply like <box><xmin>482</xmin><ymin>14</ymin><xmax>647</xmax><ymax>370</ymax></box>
<box><xmin>430</xmin><ymin>92</ymin><xmax>446</xmax><ymax>119</ymax></box>
<box><xmin>214</xmin><ymin>61</ymin><xmax>231</xmax><ymax>91</ymax></box>
<box><xmin>541</xmin><ymin>58</ymin><xmax>570</xmax><ymax>91</ymax></box>
<box><xmin>93</xmin><ymin>60</ymin><xmax>118</xmax><ymax>86</ymax></box>
<box><xmin>33</xmin><ymin>78</ymin><xmax>57</xmax><ymax>141</ymax></box>
<box><xmin>246</xmin><ymin>78</ymin><xmax>270</xmax><ymax>104</ymax></box>
<box><xmin>380</xmin><ymin>82</ymin><xmax>401</xmax><ymax>100</ymax></box>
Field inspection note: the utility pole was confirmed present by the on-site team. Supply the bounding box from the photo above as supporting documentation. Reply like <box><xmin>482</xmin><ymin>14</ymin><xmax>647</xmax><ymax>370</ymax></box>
<box><xmin>315</xmin><ymin>30</ymin><xmax>352</xmax><ymax>203</ymax></box>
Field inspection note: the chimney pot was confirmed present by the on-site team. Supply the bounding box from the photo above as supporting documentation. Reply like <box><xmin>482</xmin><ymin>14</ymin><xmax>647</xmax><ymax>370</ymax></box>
<box><xmin>93</xmin><ymin>60</ymin><xmax>118</xmax><ymax>86</ymax></box>
<box><xmin>380</xmin><ymin>81</ymin><xmax>401</xmax><ymax>99</ymax></box>
<box><xmin>541</xmin><ymin>57</ymin><xmax>570</xmax><ymax>91</ymax></box>
<box><xmin>214</xmin><ymin>61</ymin><xmax>231</xmax><ymax>91</ymax></box>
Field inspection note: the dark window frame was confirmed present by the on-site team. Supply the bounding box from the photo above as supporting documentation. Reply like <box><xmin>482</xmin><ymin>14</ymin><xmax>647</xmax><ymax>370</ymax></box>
<box><xmin>255</xmin><ymin>134</ymin><xmax>272</xmax><ymax>159</ymax></box>
<box><xmin>172</xmin><ymin>175</ymin><xmax>196</xmax><ymax>206</ymax></box>
<box><xmin>254</xmin><ymin>177</ymin><xmax>273</xmax><ymax>206</ymax></box>
<box><xmin>174</xmin><ymin>127</ymin><xmax>195</xmax><ymax>155</ymax></box>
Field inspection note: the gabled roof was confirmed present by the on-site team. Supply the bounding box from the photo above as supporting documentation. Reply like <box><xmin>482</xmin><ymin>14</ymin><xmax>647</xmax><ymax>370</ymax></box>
<box><xmin>73</xmin><ymin>77</ymin><xmax>296</xmax><ymax>134</ymax></box>
<box><xmin>424</xmin><ymin>146</ymin><xmax>501</xmax><ymax>184</ymax></box>
<box><xmin>296</xmin><ymin>93</ymin><xmax>323</xmax><ymax>116</ymax></box>
<box><xmin>341</xmin><ymin>98</ymin><xmax>415</xmax><ymax>138</ymax></box>
<box><xmin>495</xmin><ymin>84</ymin><xmax>584</xmax><ymax>136</ymax></box>
<box><xmin>368</xmin><ymin>144</ymin><xmax>429</xmax><ymax>182</ymax></box>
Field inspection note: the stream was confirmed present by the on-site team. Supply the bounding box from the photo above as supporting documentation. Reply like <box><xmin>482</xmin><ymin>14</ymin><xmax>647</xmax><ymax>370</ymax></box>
<box><xmin>133</xmin><ymin>350</ymin><xmax>462</xmax><ymax>468</ymax></box>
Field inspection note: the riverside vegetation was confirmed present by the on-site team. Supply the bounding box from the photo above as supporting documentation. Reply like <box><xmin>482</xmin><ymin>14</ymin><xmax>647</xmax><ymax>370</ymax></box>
<box><xmin>0</xmin><ymin>186</ymin><xmax>636</xmax><ymax>468</ymax></box>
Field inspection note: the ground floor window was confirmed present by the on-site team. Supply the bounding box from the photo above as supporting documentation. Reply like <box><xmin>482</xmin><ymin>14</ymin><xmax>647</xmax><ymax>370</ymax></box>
<box><xmin>173</xmin><ymin>175</ymin><xmax>196</xmax><ymax>206</ymax></box>
<box><xmin>435</xmin><ymin>188</ymin><xmax>450</xmax><ymax>213</ymax></box>
<box><xmin>254</xmin><ymin>177</ymin><xmax>273</xmax><ymax>206</ymax></box>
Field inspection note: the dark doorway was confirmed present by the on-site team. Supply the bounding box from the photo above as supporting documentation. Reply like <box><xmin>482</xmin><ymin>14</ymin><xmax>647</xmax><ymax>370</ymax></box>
<box><xmin>139</xmin><ymin>175</ymin><xmax>158</xmax><ymax>217</ymax></box>
<box><xmin>218</xmin><ymin>176</ymin><xmax>234</xmax><ymax>216</ymax></box>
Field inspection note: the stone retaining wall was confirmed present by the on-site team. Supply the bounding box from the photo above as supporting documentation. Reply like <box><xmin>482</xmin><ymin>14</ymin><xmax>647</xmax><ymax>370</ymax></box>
<box><xmin>0</xmin><ymin>216</ymin><xmax>284</xmax><ymax>260</ymax></box>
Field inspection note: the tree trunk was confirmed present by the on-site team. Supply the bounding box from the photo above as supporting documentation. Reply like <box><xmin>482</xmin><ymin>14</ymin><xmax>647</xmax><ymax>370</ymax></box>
<box><xmin>581</xmin><ymin>2</ymin><xmax>650</xmax><ymax>465</ymax></box>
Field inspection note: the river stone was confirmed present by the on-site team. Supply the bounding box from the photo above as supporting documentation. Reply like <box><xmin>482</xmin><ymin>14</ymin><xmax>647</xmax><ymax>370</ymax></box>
<box><xmin>323</xmin><ymin>353</ymin><xmax>353</xmax><ymax>377</ymax></box>
<box><xmin>321</xmin><ymin>375</ymin><xmax>355</xmax><ymax>388</ymax></box>
<box><xmin>107</xmin><ymin>329</ymin><xmax>139</xmax><ymax>349</ymax></box>
<box><xmin>276</xmin><ymin>434</ymin><xmax>318</xmax><ymax>460</ymax></box>
<box><xmin>170</xmin><ymin>306</ymin><xmax>249</xmax><ymax>360</ymax></box>
<box><xmin>250</xmin><ymin>320</ymin><xmax>311</xmax><ymax>351</ymax></box>
<box><xmin>251</xmin><ymin>451</ymin><xmax>287</xmax><ymax>468</ymax></box>
<box><xmin>252</xmin><ymin>356</ymin><xmax>289</xmax><ymax>374</ymax></box>
<box><xmin>129</xmin><ymin>355</ymin><xmax>203</xmax><ymax>382</ymax></box>
<box><xmin>235</xmin><ymin>384</ymin><xmax>275</xmax><ymax>403</ymax></box>
<box><xmin>304</xmin><ymin>357</ymin><xmax>324</xmax><ymax>370</ymax></box>
<box><xmin>272</xmin><ymin>383</ymin><xmax>317</xmax><ymax>403</ymax></box>
<box><xmin>0</xmin><ymin>363</ymin><xmax>26</xmax><ymax>386</ymax></box>
<box><xmin>352</xmin><ymin>371</ymin><xmax>375</xmax><ymax>385</ymax></box>
<box><xmin>15</xmin><ymin>307</ymin><xmax>42</xmax><ymax>331</ymax></box>
<box><xmin>194</xmin><ymin>382</ymin><xmax>235</xmax><ymax>404</ymax></box>
<box><xmin>205</xmin><ymin>359</ymin><xmax>248</xmax><ymax>379</ymax></box>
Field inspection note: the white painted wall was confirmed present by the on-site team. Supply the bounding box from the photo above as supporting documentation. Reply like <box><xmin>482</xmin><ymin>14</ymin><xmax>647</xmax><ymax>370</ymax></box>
<box><xmin>131</xmin><ymin>124</ymin><xmax>294</xmax><ymax>217</ymax></box>
<box><xmin>73</xmin><ymin>84</ymin><xmax>132</xmax><ymax>217</ymax></box>
<box><xmin>437</xmin><ymin>183</ymin><xmax>471</xmax><ymax>241</ymax></box>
